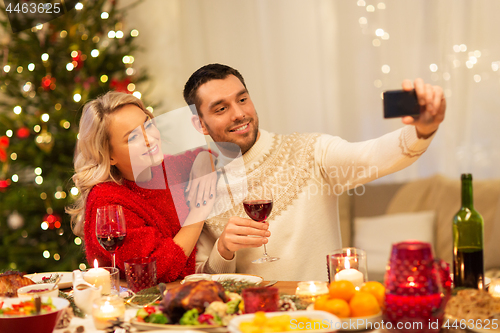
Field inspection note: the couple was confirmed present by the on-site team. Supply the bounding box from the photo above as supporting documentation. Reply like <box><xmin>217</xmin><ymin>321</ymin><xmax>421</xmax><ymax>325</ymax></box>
<box><xmin>68</xmin><ymin>64</ymin><xmax>446</xmax><ymax>282</ymax></box>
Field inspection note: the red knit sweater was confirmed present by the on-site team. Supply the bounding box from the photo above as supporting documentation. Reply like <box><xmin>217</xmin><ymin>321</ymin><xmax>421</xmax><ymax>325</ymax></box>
<box><xmin>84</xmin><ymin>152</ymin><xmax>198</xmax><ymax>283</ymax></box>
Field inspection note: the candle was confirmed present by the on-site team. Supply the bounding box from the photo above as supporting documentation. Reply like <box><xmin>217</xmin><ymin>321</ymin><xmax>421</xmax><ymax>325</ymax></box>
<box><xmin>296</xmin><ymin>281</ymin><xmax>329</xmax><ymax>304</ymax></box>
<box><xmin>92</xmin><ymin>296</ymin><xmax>125</xmax><ymax>330</ymax></box>
<box><xmin>84</xmin><ymin>259</ymin><xmax>111</xmax><ymax>295</ymax></box>
<box><xmin>334</xmin><ymin>257</ymin><xmax>364</xmax><ymax>288</ymax></box>
<box><xmin>488</xmin><ymin>278</ymin><xmax>500</xmax><ymax>297</ymax></box>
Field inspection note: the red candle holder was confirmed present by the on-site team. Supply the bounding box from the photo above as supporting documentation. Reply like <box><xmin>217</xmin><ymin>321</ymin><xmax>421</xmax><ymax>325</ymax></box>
<box><xmin>242</xmin><ymin>287</ymin><xmax>279</xmax><ymax>313</ymax></box>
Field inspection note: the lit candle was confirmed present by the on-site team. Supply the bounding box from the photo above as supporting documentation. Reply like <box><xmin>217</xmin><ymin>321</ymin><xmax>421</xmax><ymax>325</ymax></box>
<box><xmin>84</xmin><ymin>259</ymin><xmax>111</xmax><ymax>295</ymax></box>
<box><xmin>334</xmin><ymin>257</ymin><xmax>364</xmax><ymax>288</ymax></box>
<box><xmin>92</xmin><ymin>296</ymin><xmax>125</xmax><ymax>330</ymax></box>
<box><xmin>296</xmin><ymin>281</ymin><xmax>329</xmax><ymax>303</ymax></box>
<box><xmin>488</xmin><ymin>278</ymin><xmax>500</xmax><ymax>297</ymax></box>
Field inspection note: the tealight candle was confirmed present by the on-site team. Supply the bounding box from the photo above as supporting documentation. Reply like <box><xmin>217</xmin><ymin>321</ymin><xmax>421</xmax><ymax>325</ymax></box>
<box><xmin>84</xmin><ymin>259</ymin><xmax>111</xmax><ymax>295</ymax></box>
<box><xmin>488</xmin><ymin>278</ymin><xmax>500</xmax><ymax>297</ymax></box>
<box><xmin>92</xmin><ymin>296</ymin><xmax>125</xmax><ymax>330</ymax></box>
<box><xmin>296</xmin><ymin>281</ymin><xmax>329</xmax><ymax>304</ymax></box>
<box><xmin>335</xmin><ymin>268</ymin><xmax>364</xmax><ymax>288</ymax></box>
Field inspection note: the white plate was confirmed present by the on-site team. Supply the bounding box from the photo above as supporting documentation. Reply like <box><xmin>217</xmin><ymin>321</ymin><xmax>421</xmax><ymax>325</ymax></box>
<box><xmin>211</xmin><ymin>274</ymin><xmax>263</xmax><ymax>285</ymax></box>
<box><xmin>130</xmin><ymin>317</ymin><xmax>226</xmax><ymax>332</ymax></box>
<box><xmin>444</xmin><ymin>314</ymin><xmax>500</xmax><ymax>333</ymax></box>
<box><xmin>228</xmin><ymin>310</ymin><xmax>341</xmax><ymax>333</ymax></box>
<box><xmin>306</xmin><ymin>304</ymin><xmax>382</xmax><ymax>331</ymax></box>
<box><xmin>25</xmin><ymin>272</ymin><xmax>73</xmax><ymax>289</ymax></box>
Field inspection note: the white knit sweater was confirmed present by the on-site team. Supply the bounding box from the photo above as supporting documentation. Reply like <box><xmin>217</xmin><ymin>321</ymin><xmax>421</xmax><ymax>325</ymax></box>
<box><xmin>196</xmin><ymin>126</ymin><xmax>435</xmax><ymax>281</ymax></box>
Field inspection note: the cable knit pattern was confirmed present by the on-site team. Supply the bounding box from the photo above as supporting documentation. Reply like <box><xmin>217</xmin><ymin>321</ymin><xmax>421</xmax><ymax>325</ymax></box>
<box><xmin>84</xmin><ymin>151</ymin><xmax>199</xmax><ymax>283</ymax></box>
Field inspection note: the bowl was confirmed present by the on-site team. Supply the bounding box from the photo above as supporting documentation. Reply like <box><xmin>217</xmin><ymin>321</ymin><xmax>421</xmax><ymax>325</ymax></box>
<box><xmin>0</xmin><ymin>296</ymin><xmax>69</xmax><ymax>333</ymax></box>
<box><xmin>17</xmin><ymin>283</ymin><xmax>59</xmax><ymax>298</ymax></box>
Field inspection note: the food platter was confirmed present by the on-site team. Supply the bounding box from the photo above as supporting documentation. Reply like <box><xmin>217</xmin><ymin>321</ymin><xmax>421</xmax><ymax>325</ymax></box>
<box><xmin>443</xmin><ymin>314</ymin><xmax>500</xmax><ymax>333</ymax></box>
<box><xmin>25</xmin><ymin>272</ymin><xmax>73</xmax><ymax>289</ymax></box>
<box><xmin>306</xmin><ymin>304</ymin><xmax>381</xmax><ymax>331</ymax></box>
<box><xmin>130</xmin><ymin>317</ymin><xmax>227</xmax><ymax>332</ymax></box>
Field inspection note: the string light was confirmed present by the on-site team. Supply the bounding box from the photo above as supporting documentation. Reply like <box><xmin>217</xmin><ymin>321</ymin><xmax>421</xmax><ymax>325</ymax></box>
<box><xmin>100</xmin><ymin>75</ymin><xmax>108</xmax><ymax>83</ymax></box>
<box><xmin>11</xmin><ymin>174</ymin><xmax>18</xmax><ymax>182</ymax></box>
<box><xmin>3</xmin><ymin>65</ymin><xmax>10</xmax><ymax>72</ymax></box>
<box><xmin>41</xmin><ymin>223</ymin><xmax>49</xmax><ymax>231</ymax></box>
<box><xmin>74</xmin><ymin>237</ymin><xmax>82</xmax><ymax>245</ymax></box>
<box><xmin>28</xmin><ymin>63</ymin><xmax>35</xmax><ymax>71</ymax></box>
<box><xmin>10</xmin><ymin>152</ymin><xmax>17</xmax><ymax>160</ymax></box>
<box><xmin>133</xmin><ymin>91</ymin><xmax>142</xmax><ymax>99</ymax></box>
<box><xmin>127</xmin><ymin>83</ymin><xmax>135</xmax><ymax>91</ymax></box>
<box><xmin>91</xmin><ymin>49</ymin><xmax>99</xmax><ymax>57</ymax></box>
<box><xmin>108</xmin><ymin>31</ymin><xmax>116</xmax><ymax>38</ymax></box>
<box><xmin>55</xmin><ymin>103</ymin><xmax>62</xmax><ymax>110</ymax></box>
<box><xmin>43</xmin><ymin>250</ymin><xmax>50</xmax><ymax>258</ymax></box>
<box><xmin>116</xmin><ymin>31</ymin><xmax>124</xmax><ymax>38</ymax></box>
<box><xmin>357</xmin><ymin>0</ymin><xmax>366</xmax><ymax>6</ymax></box>
<box><xmin>131</xmin><ymin>29</ymin><xmax>139</xmax><ymax>37</ymax></box>
<box><xmin>381</xmin><ymin>65</ymin><xmax>390</xmax><ymax>73</ymax></box>
<box><xmin>75</xmin><ymin>2</ymin><xmax>83</xmax><ymax>10</ymax></box>
<box><xmin>17</xmin><ymin>66</ymin><xmax>23</xmax><ymax>73</ymax></box>
<box><xmin>62</xmin><ymin>121</ymin><xmax>71</xmax><ymax>129</ymax></box>
<box><xmin>6</xmin><ymin>130</ymin><xmax>13</xmax><ymax>137</ymax></box>
<box><xmin>359</xmin><ymin>17</ymin><xmax>367</xmax><ymax>25</ymax></box>
<box><xmin>443</xmin><ymin>72</ymin><xmax>451</xmax><ymax>80</ymax></box>
<box><xmin>79</xmin><ymin>263</ymin><xmax>87</xmax><ymax>270</ymax></box>
<box><xmin>429</xmin><ymin>64</ymin><xmax>438</xmax><ymax>72</ymax></box>
<box><xmin>35</xmin><ymin>176</ymin><xmax>43</xmax><ymax>185</ymax></box>
<box><xmin>372</xmin><ymin>39</ymin><xmax>381</xmax><ymax>47</ymax></box>
<box><xmin>40</xmin><ymin>192</ymin><xmax>47</xmax><ymax>200</ymax></box>
<box><xmin>54</xmin><ymin>254</ymin><xmax>60</xmax><ymax>261</ymax></box>
<box><xmin>474</xmin><ymin>75</ymin><xmax>481</xmax><ymax>83</ymax></box>
<box><xmin>23</xmin><ymin>82</ymin><xmax>32</xmax><ymax>92</ymax></box>
<box><xmin>41</xmin><ymin>53</ymin><xmax>49</xmax><ymax>61</ymax></box>
<box><xmin>459</xmin><ymin>44</ymin><xmax>467</xmax><ymax>52</ymax></box>
<box><xmin>373</xmin><ymin>80</ymin><xmax>382</xmax><ymax>88</ymax></box>
<box><xmin>492</xmin><ymin>62</ymin><xmax>499</xmax><ymax>71</ymax></box>
<box><xmin>74</xmin><ymin>93</ymin><xmax>82</xmax><ymax>102</ymax></box>
<box><xmin>126</xmin><ymin>68</ymin><xmax>134</xmax><ymax>75</ymax></box>
<box><xmin>35</xmin><ymin>167</ymin><xmax>42</xmax><ymax>175</ymax></box>
<box><xmin>41</xmin><ymin>113</ymin><xmax>50</xmax><ymax>122</ymax></box>
<box><xmin>34</xmin><ymin>125</ymin><xmax>41</xmax><ymax>132</ymax></box>
<box><xmin>474</xmin><ymin>50</ymin><xmax>482</xmax><ymax>57</ymax></box>
<box><xmin>66</xmin><ymin>63</ymin><xmax>74</xmax><ymax>71</ymax></box>
<box><xmin>375</xmin><ymin>29</ymin><xmax>384</xmax><ymax>37</ymax></box>
<box><xmin>366</xmin><ymin>5</ymin><xmax>375</xmax><ymax>12</ymax></box>
<box><xmin>71</xmin><ymin>187</ymin><xmax>79</xmax><ymax>195</ymax></box>
<box><xmin>377</xmin><ymin>2</ymin><xmax>386</xmax><ymax>9</ymax></box>
<box><xmin>146</xmin><ymin>106</ymin><xmax>154</xmax><ymax>113</ymax></box>
<box><xmin>13</xmin><ymin>106</ymin><xmax>22</xmax><ymax>114</ymax></box>
<box><xmin>60</xmin><ymin>30</ymin><xmax>67</xmax><ymax>38</ymax></box>
<box><xmin>101</xmin><ymin>12</ymin><xmax>109</xmax><ymax>19</ymax></box>
<box><xmin>381</xmin><ymin>32</ymin><xmax>390</xmax><ymax>40</ymax></box>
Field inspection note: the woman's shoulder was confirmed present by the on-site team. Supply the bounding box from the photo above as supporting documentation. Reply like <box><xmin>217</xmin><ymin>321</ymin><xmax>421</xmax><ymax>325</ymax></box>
<box><xmin>87</xmin><ymin>181</ymin><xmax>135</xmax><ymax>206</ymax></box>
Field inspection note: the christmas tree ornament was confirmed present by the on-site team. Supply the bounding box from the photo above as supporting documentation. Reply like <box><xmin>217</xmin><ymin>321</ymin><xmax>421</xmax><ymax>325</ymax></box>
<box><xmin>44</xmin><ymin>213</ymin><xmax>62</xmax><ymax>229</ymax></box>
<box><xmin>16</xmin><ymin>127</ymin><xmax>30</xmax><ymax>139</ymax></box>
<box><xmin>0</xmin><ymin>135</ymin><xmax>9</xmax><ymax>162</ymax></box>
<box><xmin>71</xmin><ymin>50</ymin><xmax>85</xmax><ymax>69</ymax></box>
<box><xmin>35</xmin><ymin>130</ymin><xmax>54</xmax><ymax>153</ymax></box>
<box><xmin>110</xmin><ymin>77</ymin><xmax>131</xmax><ymax>93</ymax></box>
<box><xmin>7</xmin><ymin>210</ymin><xmax>24</xmax><ymax>229</ymax></box>
<box><xmin>0</xmin><ymin>179</ymin><xmax>10</xmax><ymax>192</ymax></box>
<box><xmin>41</xmin><ymin>75</ymin><xmax>56</xmax><ymax>91</ymax></box>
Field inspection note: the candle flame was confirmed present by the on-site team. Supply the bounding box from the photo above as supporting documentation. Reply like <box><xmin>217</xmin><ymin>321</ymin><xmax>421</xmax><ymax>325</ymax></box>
<box><xmin>94</xmin><ymin>259</ymin><xmax>99</xmax><ymax>269</ymax></box>
<box><xmin>309</xmin><ymin>282</ymin><xmax>318</xmax><ymax>293</ymax></box>
<box><xmin>344</xmin><ymin>257</ymin><xmax>350</xmax><ymax>269</ymax></box>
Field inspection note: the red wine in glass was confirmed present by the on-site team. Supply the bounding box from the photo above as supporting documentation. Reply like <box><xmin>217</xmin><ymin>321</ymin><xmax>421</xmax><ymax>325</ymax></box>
<box><xmin>243</xmin><ymin>181</ymin><xmax>279</xmax><ymax>263</ymax></box>
<box><xmin>96</xmin><ymin>205</ymin><xmax>127</xmax><ymax>268</ymax></box>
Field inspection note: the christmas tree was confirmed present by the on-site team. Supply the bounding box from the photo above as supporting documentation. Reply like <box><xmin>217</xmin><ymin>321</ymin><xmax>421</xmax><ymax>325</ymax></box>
<box><xmin>0</xmin><ymin>0</ymin><xmax>148</xmax><ymax>273</ymax></box>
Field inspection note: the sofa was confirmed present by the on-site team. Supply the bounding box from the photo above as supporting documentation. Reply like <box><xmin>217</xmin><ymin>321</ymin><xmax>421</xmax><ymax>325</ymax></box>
<box><xmin>338</xmin><ymin>174</ymin><xmax>500</xmax><ymax>281</ymax></box>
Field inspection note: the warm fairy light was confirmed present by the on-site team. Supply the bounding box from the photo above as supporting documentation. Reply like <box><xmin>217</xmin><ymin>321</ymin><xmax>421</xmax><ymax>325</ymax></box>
<box><xmin>35</xmin><ymin>176</ymin><xmax>43</xmax><ymax>185</ymax></box>
<box><xmin>23</xmin><ymin>82</ymin><xmax>32</xmax><ymax>92</ymax></box>
<box><xmin>108</xmin><ymin>31</ymin><xmax>116</xmax><ymax>38</ymax></box>
<box><xmin>126</xmin><ymin>68</ymin><xmax>134</xmax><ymax>75</ymax></box>
<box><xmin>474</xmin><ymin>50</ymin><xmax>482</xmax><ymax>57</ymax></box>
<box><xmin>115</xmin><ymin>31</ymin><xmax>124</xmax><ymax>38</ymax></box>
<box><xmin>41</xmin><ymin>113</ymin><xmax>50</xmax><ymax>122</ymax></box>
<box><xmin>34</xmin><ymin>125</ymin><xmax>41</xmax><ymax>133</ymax></box>
<box><xmin>34</xmin><ymin>167</ymin><xmax>42</xmax><ymax>175</ymax></box>
<box><xmin>469</xmin><ymin>56</ymin><xmax>478</xmax><ymax>64</ymax></box>
<box><xmin>381</xmin><ymin>64</ymin><xmax>390</xmax><ymax>73</ymax></box>
<box><xmin>63</xmin><ymin>121</ymin><xmax>71</xmax><ymax>129</ymax></box>
<box><xmin>357</xmin><ymin>0</ymin><xmax>366</xmax><ymax>6</ymax></box>
<box><xmin>474</xmin><ymin>75</ymin><xmax>481</xmax><ymax>83</ymax></box>
<box><xmin>71</xmin><ymin>187</ymin><xmax>79</xmax><ymax>195</ymax></box>
<box><xmin>466</xmin><ymin>61</ymin><xmax>473</xmax><ymax>69</ymax></box>
<box><xmin>6</xmin><ymin>130</ymin><xmax>13</xmax><ymax>137</ymax></box>
<box><xmin>366</xmin><ymin>5</ymin><xmax>375</xmax><ymax>12</ymax></box>
<box><xmin>122</xmin><ymin>55</ymin><xmax>131</xmax><ymax>64</ymax></box>
<box><xmin>41</xmin><ymin>53</ymin><xmax>49</xmax><ymax>61</ymax></box>
<box><xmin>101</xmin><ymin>12</ymin><xmax>109</xmax><ymax>19</ymax></box>
<box><xmin>54</xmin><ymin>254</ymin><xmax>60</xmax><ymax>261</ymax></box>
<box><xmin>91</xmin><ymin>49</ymin><xmax>99</xmax><ymax>57</ymax></box>
<box><xmin>40</xmin><ymin>192</ymin><xmax>47</xmax><ymax>200</ymax></box>
<box><xmin>375</xmin><ymin>28</ymin><xmax>384</xmax><ymax>37</ymax></box>
<box><xmin>459</xmin><ymin>44</ymin><xmax>467</xmax><ymax>52</ymax></box>
<box><xmin>13</xmin><ymin>106</ymin><xmax>22</xmax><ymax>114</ymax></box>
<box><xmin>146</xmin><ymin>106</ymin><xmax>154</xmax><ymax>113</ymax></box>
<box><xmin>133</xmin><ymin>91</ymin><xmax>142</xmax><ymax>99</ymax></box>
<box><xmin>430</xmin><ymin>64</ymin><xmax>438</xmax><ymax>72</ymax></box>
<box><xmin>443</xmin><ymin>72</ymin><xmax>451</xmax><ymax>80</ymax></box>
<box><xmin>373</xmin><ymin>79</ymin><xmax>382</xmax><ymax>88</ymax></box>
<box><xmin>127</xmin><ymin>83</ymin><xmax>135</xmax><ymax>91</ymax></box>
<box><xmin>492</xmin><ymin>62</ymin><xmax>499</xmax><ymax>71</ymax></box>
<box><xmin>60</xmin><ymin>30</ymin><xmax>67</xmax><ymax>38</ymax></box>
<box><xmin>41</xmin><ymin>222</ymin><xmax>49</xmax><ymax>231</ymax></box>
<box><xmin>131</xmin><ymin>29</ymin><xmax>139</xmax><ymax>37</ymax></box>
<box><xmin>372</xmin><ymin>39</ymin><xmax>381</xmax><ymax>47</ymax></box>
<box><xmin>71</xmin><ymin>50</ymin><xmax>78</xmax><ymax>58</ymax></box>
<box><xmin>11</xmin><ymin>174</ymin><xmax>18</xmax><ymax>182</ymax></box>
<box><xmin>74</xmin><ymin>94</ymin><xmax>82</xmax><ymax>102</ymax></box>
<box><xmin>75</xmin><ymin>2</ymin><xmax>83</xmax><ymax>10</ymax></box>
<box><xmin>359</xmin><ymin>17</ymin><xmax>367</xmax><ymax>25</ymax></box>
<box><xmin>100</xmin><ymin>75</ymin><xmax>108</xmax><ymax>83</ymax></box>
<box><xmin>10</xmin><ymin>153</ymin><xmax>17</xmax><ymax>160</ymax></box>
<box><xmin>377</xmin><ymin>2</ymin><xmax>386</xmax><ymax>9</ymax></box>
<box><xmin>3</xmin><ymin>65</ymin><xmax>10</xmax><ymax>72</ymax></box>
<box><xmin>79</xmin><ymin>263</ymin><xmax>87</xmax><ymax>270</ymax></box>
<box><xmin>75</xmin><ymin>237</ymin><xmax>82</xmax><ymax>245</ymax></box>
<box><xmin>66</xmin><ymin>63</ymin><xmax>74</xmax><ymax>71</ymax></box>
<box><xmin>453</xmin><ymin>45</ymin><xmax>460</xmax><ymax>53</ymax></box>
<box><xmin>28</xmin><ymin>63</ymin><xmax>35</xmax><ymax>71</ymax></box>
<box><xmin>55</xmin><ymin>192</ymin><xmax>62</xmax><ymax>199</ymax></box>
<box><xmin>17</xmin><ymin>66</ymin><xmax>23</xmax><ymax>73</ymax></box>
<box><xmin>381</xmin><ymin>32</ymin><xmax>390</xmax><ymax>40</ymax></box>
<box><xmin>43</xmin><ymin>250</ymin><xmax>50</xmax><ymax>258</ymax></box>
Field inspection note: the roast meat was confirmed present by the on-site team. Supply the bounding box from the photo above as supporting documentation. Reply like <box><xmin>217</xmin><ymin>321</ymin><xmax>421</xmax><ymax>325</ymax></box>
<box><xmin>0</xmin><ymin>271</ymin><xmax>35</xmax><ymax>297</ymax></box>
<box><xmin>162</xmin><ymin>280</ymin><xmax>229</xmax><ymax>323</ymax></box>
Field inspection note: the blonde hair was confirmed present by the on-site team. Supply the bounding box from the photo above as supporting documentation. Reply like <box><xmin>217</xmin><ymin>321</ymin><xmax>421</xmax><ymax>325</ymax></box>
<box><xmin>66</xmin><ymin>91</ymin><xmax>153</xmax><ymax>237</ymax></box>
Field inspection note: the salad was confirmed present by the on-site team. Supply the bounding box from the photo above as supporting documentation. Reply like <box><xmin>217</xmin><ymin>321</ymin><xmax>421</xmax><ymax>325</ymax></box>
<box><xmin>0</xmin><ymin>298</ymin><xmax>57</xmax><ymax>316</ymax></box>
<box><xmin>135</xmin><ymin>292</ymin><xmax>243</xmax><ymax>326</ymax></box>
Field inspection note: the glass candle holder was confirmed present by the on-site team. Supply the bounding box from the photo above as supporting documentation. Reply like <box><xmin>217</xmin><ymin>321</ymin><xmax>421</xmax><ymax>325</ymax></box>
<box><xmin>327</xmin><ymin>247</ymin><xmax>367</xmax><ymax>288</ymax></box>
<box><xmin>83</xmin><ymin>266</ymin><xmax>119</xmax><ymax>295</ymax></box>
<box><xmin>295</xmin><ymin>281</ymin><xmax>329</xmax><ymax>304</ymax></box>
<box><xmin>488</xmin><ymin>278</ymin><xmax>500</xmax><ymax>297</ymax></box>
<box><xmin>92</xmin><ymin>296</ymin><xmax>125</xmax><ymax>330</ymax></box>
<box><xmin>242</xmin><ymin>287</ymin><xmax>279</xmax><ymax>313</ymax></box>
<box><xmin>125</xmin><ymin>257</ymin><xmax>157</xmax><ymax>293</ymax></box>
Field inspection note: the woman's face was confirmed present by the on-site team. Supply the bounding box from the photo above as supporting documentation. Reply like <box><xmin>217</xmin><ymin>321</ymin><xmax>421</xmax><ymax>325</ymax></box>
<box><xmin>108</xmin><ymin>104</ymin><xmax>163</xmax><ymax>181</ymax></box>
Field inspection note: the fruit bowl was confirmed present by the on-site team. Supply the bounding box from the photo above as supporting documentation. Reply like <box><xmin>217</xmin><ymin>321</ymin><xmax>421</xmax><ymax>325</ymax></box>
<box><xmin>306</xmin><ymin>304</ymin><xmax>381</xmax><ymax>331</ymax></box>
<box><xmin>0</xmin><ymin>296</ymin><xmax>69</xmax><ymax>333</ymax></box>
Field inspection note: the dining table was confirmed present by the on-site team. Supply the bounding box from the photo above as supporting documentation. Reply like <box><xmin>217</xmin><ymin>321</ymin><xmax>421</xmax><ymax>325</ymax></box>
<box><xmin>50</xmin><ymin>280</ymin><xmax>474</xmax><ymax>333</ymax></box>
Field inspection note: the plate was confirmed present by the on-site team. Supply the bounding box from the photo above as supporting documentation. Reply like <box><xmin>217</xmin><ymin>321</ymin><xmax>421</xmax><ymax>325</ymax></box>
<box><xmin>130</xmin><ymin>317</ymin><xmax>227</xmax><ymax>332</ymax></box>
<box><xmin>211</xmin><ymin>274</ymin><xmax>263</xmax><ymax>285</ymax></box>
<box><xmin>25</xmin><ymin>272</ymin><xmax>73</xmax><ymax>289</ymax></box>
<box><xmin>444</xmin><ymin>314</ymin><xmax>500</xmax><ymax>333</ymax></box>
<box><xmin>227</xmin><ymin>310</ymin><xmax>341</xmax><ymax>333</ymax></box>
<box><xmin>306</xmin><ymin>304</ymin><xmax>382</xmax><ymax>331</ymax></box>
<box><xmin>450</xmin><ymin>274</ymin><xmax>491</xmax><ymax>288</ymax></box>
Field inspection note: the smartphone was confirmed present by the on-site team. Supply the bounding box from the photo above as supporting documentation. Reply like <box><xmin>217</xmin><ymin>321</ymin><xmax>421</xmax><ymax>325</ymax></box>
<box><xmin>383</xmin><ymin>89</ymin><xmax>420</xmax><ymax>118</ymax></box>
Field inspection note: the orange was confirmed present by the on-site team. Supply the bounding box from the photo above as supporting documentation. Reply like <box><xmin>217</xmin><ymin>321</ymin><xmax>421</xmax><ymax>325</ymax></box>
<box><xmin>349</xmin><ymin>291</ymin><xmax>380</xmax><ymax>317</ymax></box>
<box><xmin>313</xmin><ymin>294</ymin><xmax>330</xmax><ymax>311</ymax></box>
<box><xmin>324</xmin><ymin>298</ymin><xmax>351</xmax><ymax>318</ymax></box>
<box><xmin>360</xmin><ymin>281</ymin><xmax>385</xmax><ymax>307</ymax></box>
<box><xmin>329</xmin><ymin>280</ymin><xmax>356</xmax><ymax>302</ymax></box>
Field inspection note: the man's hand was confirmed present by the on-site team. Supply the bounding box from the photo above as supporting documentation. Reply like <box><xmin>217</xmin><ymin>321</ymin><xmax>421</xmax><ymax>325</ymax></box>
<box><xmin>217</xmin><ymin>216</ymin><xmax>271</xmax><ymax>260</ymax></box>
<box><xmin>401</xmin><ymin>78</ymin><xmax>446</xmax><ymax>139</ymax></box>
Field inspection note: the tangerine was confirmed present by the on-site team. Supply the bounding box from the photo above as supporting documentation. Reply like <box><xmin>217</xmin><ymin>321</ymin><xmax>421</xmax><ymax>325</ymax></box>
<box><xmin>313</xmin><ymin>294</ymin><xmax>330</xmax><ymax>311</ymax></box>
<box><xmin>324</xmin><ymin>298</ymin><xmax>351</xmax><ymax>318</ymax></box>
<box><xmin>328</xmin><ymin>280</ymin><xmax>356</xmax><ymax>302</ymax></box>
<box><xmin>349</xmin><ymin>291</ymin><xmax>380</xmax><ymax>317</ymax></box>
<box><xmin>360</xmin><ymin>281</ymin><xmax>385</xmax><ymax>307</ymax></box>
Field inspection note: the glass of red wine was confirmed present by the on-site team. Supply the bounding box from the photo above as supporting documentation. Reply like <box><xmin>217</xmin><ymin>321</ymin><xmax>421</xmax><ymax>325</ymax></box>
<box><xmin>96</xmin><ymin>205</ymin><xmax>127</xmax><ymax>268</ymax></box>
<box><xmin>243</xmin><ymin>180</ymin><xmax>279</xmax><ymax>263</ymax></box>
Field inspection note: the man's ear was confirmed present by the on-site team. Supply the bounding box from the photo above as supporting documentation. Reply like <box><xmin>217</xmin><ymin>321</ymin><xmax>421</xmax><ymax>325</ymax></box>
<box><xmin>191</xmin><ymin>115</ymin><xmax>209</xmax><ymax>135</ymax></box>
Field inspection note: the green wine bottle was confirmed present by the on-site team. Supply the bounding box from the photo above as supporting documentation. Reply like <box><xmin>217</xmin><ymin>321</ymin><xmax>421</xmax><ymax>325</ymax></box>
<box><xmin>452</xmin><ymin>173</ymin><xmax>485</xmax><ymax>289</ymax></box>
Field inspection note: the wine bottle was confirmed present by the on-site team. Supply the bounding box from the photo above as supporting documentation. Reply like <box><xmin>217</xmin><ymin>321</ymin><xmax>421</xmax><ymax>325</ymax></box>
<box><xmin>452</xmin><ymin>174</ymin><xmax>485</xmax><ymax>289</ymax></box>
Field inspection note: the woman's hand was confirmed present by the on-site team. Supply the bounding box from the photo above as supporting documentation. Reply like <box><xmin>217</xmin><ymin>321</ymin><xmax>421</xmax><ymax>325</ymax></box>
<box><xmin>185</xmin><ymin>151</ymin><xmax>218</xmax><ymax>208</ymax></box>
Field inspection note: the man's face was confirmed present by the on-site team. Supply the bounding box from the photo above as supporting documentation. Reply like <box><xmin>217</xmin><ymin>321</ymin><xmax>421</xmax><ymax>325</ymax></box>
<box><xmin>196</xmin><ymin>75</ymin><xmax>259</xmax><ymax>155</ymax></box>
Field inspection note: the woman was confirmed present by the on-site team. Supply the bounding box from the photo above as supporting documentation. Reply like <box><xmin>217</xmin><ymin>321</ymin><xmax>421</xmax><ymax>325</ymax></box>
<box><xmin>67</xmin><ymin>91</ymin><xmax>216</xmax><ymax>282</ymax></box>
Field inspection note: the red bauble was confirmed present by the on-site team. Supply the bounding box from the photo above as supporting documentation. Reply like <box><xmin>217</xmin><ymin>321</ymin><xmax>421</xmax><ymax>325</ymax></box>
<box><xmin>0</xmin><ymin>135</ymin><xmax>9</xmax><ymax>162</ymax></box>
<box><xmin>0</xmin><ymin>179</ymin><xmax>10</xmax><ymax>192</ymax></box>
<box><xmin>71</xmin><ymin>50</ymin><xmax>85</xmax><ymax>69</ymax></box>
<box><xmin>41</xmin><ymin>75</ymin><xmax>56</xmax><ymax>91</ymax></box>
<box><xmin>44</xmin><ymin>213</ymin><xmax>62</xmax><ymax>229</ymax></box>
<box><xmin>110</xmin><ymin>78</ymin><xmax>132</xmax><ymax>93</ymax></box>
<box><xmin>16</xmin><ymin>127</ymin><xmax>30</xmax><ymax>139</ymax></box>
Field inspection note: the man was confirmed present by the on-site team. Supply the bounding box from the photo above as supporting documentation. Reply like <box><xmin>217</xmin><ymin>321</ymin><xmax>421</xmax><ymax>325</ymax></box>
<box><xmin>183</xmin><ymin>63</ymin><xmax>445</xmax><ymax>281</ymax></box>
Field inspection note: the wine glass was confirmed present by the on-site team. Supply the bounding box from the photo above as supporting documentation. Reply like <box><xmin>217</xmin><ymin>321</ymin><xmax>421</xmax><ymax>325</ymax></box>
<box><xmin>243</xmin><ymin>179</ymin><xmax>279</xmax><ymax>263</ymax></box>
<box><xmin>96</xmin><ymin>205</ymin><xmax>127</xmax><ymax>268</ymax></box>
